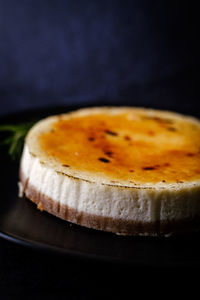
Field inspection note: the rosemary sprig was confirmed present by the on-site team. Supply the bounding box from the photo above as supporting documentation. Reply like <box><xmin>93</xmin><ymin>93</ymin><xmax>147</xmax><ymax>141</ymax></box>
<box><xmin>0</xmin><ymin>122</ymin><xmax>35</xmax><ymax>161</ymax></box>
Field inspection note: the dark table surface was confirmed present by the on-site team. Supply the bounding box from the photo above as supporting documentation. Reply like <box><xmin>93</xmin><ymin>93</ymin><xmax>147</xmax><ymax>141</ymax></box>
<box><xmin>0</xmin><ymin>234</ymin><xmax>199</xmax><ymax>299</ymax></box>
<box><xmin>0</xmin><ymin>237</ymin><xmax>126</xmax><ymax>298</ymax></box>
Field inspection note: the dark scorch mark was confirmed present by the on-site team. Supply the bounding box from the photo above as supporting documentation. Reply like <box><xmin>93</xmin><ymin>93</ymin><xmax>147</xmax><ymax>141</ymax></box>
<box><xmin>105</xmin><ymin>130</ymin><xmax>118</xmax><ymax>136</ymax></box>
<box><xmin>104</xmin><ymin>151</ymin><xmax>113</xmax><ymax>157</ymax></box>
<box><xmin>124</xmin><ymin>135</ymin><xmax>131</xmax><ymax>141</ymax></box>
<box><xmin>99</xmin><ymin>157</ymin><xmax>110</xmax><ymax>163</ymax></box>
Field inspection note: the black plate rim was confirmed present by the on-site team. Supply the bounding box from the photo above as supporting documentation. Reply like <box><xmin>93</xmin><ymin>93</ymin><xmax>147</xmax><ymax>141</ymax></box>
<box><xmin>0</xmin><ymin>230</ymin><xmax>126</xmax><ymax>265</ymax></box>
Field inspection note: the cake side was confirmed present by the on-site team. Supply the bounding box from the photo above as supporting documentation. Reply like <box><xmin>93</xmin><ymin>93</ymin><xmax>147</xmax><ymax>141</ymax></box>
<box><xmin>19</xmin><ymin>144</ymin><xmax>200</xmax><ymax>236</ymax></box>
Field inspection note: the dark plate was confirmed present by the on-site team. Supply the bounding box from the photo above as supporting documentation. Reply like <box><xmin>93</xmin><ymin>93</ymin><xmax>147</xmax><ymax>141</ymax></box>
<box><xmin>0</xmin><ymin>105</ymin><xmax>200</xmax><ymax>268</ymax></box>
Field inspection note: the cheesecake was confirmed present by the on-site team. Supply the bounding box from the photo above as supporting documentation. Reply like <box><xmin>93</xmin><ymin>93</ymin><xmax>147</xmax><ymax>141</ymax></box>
<box><xmin>19</xmin><ymin>107</ymin><xmax>200</xmax><ymax>236</ymax></box>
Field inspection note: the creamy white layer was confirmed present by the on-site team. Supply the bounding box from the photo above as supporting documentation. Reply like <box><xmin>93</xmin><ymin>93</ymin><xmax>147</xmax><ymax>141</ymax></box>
<box><xmin>19</xmin><ymin>145</ymin><xmax>200</xmax><ymax>223</ymax></box>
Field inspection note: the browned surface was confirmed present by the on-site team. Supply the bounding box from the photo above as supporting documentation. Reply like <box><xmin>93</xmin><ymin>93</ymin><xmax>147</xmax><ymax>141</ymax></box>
<box><xmin>39</xmin><ymin>111</ymin><xmax>200</xmax><ymax>184</ymax></box>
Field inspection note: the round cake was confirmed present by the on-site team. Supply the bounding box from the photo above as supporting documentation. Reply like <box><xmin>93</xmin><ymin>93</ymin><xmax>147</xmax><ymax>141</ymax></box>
<box><xmin>19</xmin><ymin>107</ymin><xmax>200</xmax><ymax>236</ymax></box>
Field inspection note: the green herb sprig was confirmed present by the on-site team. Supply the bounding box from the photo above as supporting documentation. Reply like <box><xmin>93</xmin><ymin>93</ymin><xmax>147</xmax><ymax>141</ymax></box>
<box><xmin>0</xmin><ymin>122</ymin><xmax>34</xmax><ymax>161</ymax></box>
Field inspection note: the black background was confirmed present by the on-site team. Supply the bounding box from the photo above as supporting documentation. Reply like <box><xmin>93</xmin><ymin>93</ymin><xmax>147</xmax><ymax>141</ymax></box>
<box><xmin>0</xmin><ymin>0</ymin><xmax>200</xmax><ymax>298</ymax></box>
<box><xmin>0</xmin><ymin>0</ymin><xmax>199</xmax><ymax>116</ymax></box>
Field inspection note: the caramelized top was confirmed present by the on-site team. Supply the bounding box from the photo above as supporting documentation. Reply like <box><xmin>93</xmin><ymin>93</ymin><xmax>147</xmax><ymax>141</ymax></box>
<box><xmin>39</xmin><ymin>109</ymin><xmax>200</xmax><ymax>184</ymax></box>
